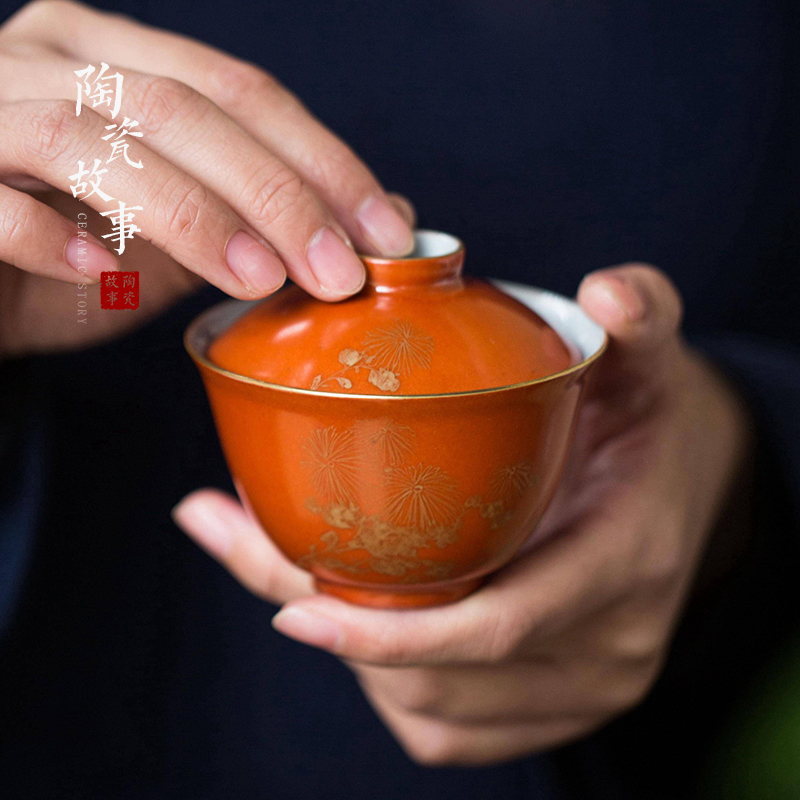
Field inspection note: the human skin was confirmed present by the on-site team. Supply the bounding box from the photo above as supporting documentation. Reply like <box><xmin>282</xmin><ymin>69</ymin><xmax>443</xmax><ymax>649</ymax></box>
<box><xmin>0</xmin><ymin>0</ymin><xmax>415</xmax><ymax>359</ymax></box>
<box><xmin>173</xmin><ymin>264</ymin><xmax>754</xmax><ymax>766</ymax></box>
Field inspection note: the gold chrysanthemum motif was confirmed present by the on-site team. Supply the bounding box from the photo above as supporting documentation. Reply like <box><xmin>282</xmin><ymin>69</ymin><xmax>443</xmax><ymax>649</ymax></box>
<box><xmin>354</xmin><ymin>420</ymin><xmax>415</xmax><ymax>466</ymax></box>
<box><xmin>362</xmin><ymin>321</ymin><xmax>434</xmax><ymax>376</ymax></box>
<box><xmin>309</xmin><ymin>319</ymin><xmax>434</xmax><ymax>393</ymax></box>
<box><xmin>384</xmin><ymin>463</ymin><xmax>460</xmax><ymax>531</ymax></box>
<box><xmin>301</xmin><ymin>426</ymin><xmax>536</xmax><ymax>578</ymax></box>
<box><xmin>489</xmin><ymin>461</ymin><xmax>536</xmax><ymax>503</ymax></box>
<box><xmin>303</xmin><ymin>427</ymin><xmax>359</xmax><ymax>503</ymax></box>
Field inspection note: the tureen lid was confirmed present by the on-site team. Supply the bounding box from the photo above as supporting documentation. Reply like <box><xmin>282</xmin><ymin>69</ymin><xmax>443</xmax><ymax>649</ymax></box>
<box><xmin>208</xmin><ymin>231</ymin><xmax>574</xmax><ymax>396</ymax></box>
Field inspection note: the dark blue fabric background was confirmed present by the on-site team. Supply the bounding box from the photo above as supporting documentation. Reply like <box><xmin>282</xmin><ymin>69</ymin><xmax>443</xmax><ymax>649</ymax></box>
<box><xmin>0</xmin><ymin>1</ymin><xmax>798</xmax><ymax>798</ymax></box>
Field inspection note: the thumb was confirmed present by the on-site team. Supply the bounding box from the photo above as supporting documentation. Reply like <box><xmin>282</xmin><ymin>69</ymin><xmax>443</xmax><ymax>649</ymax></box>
<box><xmin>577</xmin><ymin>263</ymin><xmax>684</xmax><ymax>392</ymax></box>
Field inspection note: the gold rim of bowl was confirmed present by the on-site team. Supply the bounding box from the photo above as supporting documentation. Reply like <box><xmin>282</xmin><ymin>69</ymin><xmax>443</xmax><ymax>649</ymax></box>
<box><xmin>184</xmin><ymin>299</ymin><xmax>609</xmax><ymax>401</ymax></box>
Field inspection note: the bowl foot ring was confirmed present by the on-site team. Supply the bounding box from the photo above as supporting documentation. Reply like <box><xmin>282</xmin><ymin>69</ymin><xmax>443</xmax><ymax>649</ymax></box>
<box><xmin>313</xmin><ymin>576</ymin><xmax>484</xmax><ymax>608</ymax></box>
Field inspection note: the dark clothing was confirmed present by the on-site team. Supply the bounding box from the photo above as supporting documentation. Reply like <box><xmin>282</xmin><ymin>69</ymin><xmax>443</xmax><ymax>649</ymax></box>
<box><xmin>0</xmin><ymin>1</ymin><xmax>798</xmax><ymax>798</ymax></box>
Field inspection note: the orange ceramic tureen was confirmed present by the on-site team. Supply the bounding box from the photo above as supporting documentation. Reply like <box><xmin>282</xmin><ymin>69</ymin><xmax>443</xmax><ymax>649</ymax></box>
<box><xmin>185</xmin><ymin>231</ymin><xmax>606</xmax><ymax>607</ymax></box>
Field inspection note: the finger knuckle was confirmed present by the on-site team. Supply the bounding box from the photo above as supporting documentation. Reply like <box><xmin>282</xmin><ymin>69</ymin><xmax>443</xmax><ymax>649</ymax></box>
<box><xmin>633</xmin><ymin>559</ymin><xmax>675</xmax><ymax>596</ymax></box>
<box><xmin>246</xmin><ymin>165</ymin><xmax>306</xmax><ymax>229</ymax></box>
<box><xmin>126</xmin><ymin>75</ymin><xmax>199</xmax><ymax>135</ymax></box>
<box><xmin>483</xmin><ymin>607</ymin><xmax>528</xmax><ymax>665</ymax></box>
<box><xmin>392</xmin><ymin>671</ymin><xmax>448</xmax><ymax>715</ymax></box>
<box><xmin>25</xmin><ymin>99</ymin><xmax>92</xmax><ymax>163</ymax></box>
<box><xmin>0</xmin><ymin>192</ymin><xmax>38</xmax><ymax>251</ymax></box>
<box><xmin>363</xmin><ymin>634</ymin><xmax>411</xmax><ymax>666</ymax></box>
<box><xmin>158</xmin><ymin>179</ymin><xmax>210</xmax><ymax>244</ymax></box>
<box><xmin>299</xmin><ymin>138</ymin><xmax>365</xmax><ymax>193</ymax></box>
<box><xmin>615</xmin><ymin>662</ymin><xmax>663</xmax><ymax>714</ymax></box>
<box><xmin>633</xmin><ymin>532</ymin><xmax>684</xmax><ymax>593</ymax></box>
<box><xmin>619</xmin><ymin>504</ymin><xmax>683</xmax><ymax>592</ymax></box>
<box><xmin>591</xmin><ymin>657</ymin><xmax>663</xmax><ymax>718</ymax></box>
<box><xmin>611</xmin><ymin>626</ymin><xmax>664</xmax><ymax>666</ymax></box>
<box><xmin>401</xmin><ymin>727</ymin><xmax>467</xmax><ymax>767</ymax></box>
<box><xmin>207</xmin><ymin>60</ymin><xmax>287</xmax><ymax>111</ymax></box>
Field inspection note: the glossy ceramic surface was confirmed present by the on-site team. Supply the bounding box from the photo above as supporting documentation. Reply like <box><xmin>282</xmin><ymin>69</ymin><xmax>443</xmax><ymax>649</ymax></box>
<box><xmin>208</xmin><ymin>231</ymin><xmax>573</xmax><ymax>396</ymax></box>
<box><xmin>185</xmin><ymin>233</ymin><xmax>606</xmax><ymax>607</ymax></box>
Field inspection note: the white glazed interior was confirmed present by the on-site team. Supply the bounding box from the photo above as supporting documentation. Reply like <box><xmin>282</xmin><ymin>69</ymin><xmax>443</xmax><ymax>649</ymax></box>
<box><xmin>407</xmin><ymin>230</ymin><xmax>462</xmax><ymax>259</ymax></box>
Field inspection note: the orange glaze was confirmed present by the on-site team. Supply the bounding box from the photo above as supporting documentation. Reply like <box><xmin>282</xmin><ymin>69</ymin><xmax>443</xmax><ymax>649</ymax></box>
<box><xmin>208</xmin><ymin>240</ymin><xmax>573</xmax><ymax>396</ymax></box>
<box><xmin>188</xmin><ymin>232</ymin><xmax>602</xmax><ymax>607</ymax></box>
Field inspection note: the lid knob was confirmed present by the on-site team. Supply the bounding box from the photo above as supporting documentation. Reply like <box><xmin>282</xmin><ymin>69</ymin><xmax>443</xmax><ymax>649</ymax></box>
<box><xmin>361</xmin><ymin>230</ymin><xmax>464</xmax><ymax>291</ymax></box>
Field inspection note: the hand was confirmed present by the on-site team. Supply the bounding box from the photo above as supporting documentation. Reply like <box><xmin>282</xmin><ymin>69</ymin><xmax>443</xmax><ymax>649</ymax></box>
<box><xmin>0</xmin><ymin>0</ymin><xmax>415</xmax><ymax>357</ymax></box>
<box><xmin>173</xmin><ymin>264</ymin><xmax>753</xmax><ymax>766</ymax></box>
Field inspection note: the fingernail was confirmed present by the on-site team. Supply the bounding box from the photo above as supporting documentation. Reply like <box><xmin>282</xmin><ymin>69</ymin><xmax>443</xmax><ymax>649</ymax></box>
<box><xmin>226</xmin><ymin>231</ymin><xmax>287</xmax><ymax>296</ymax></box>
<box><xmin>593</xmin><ymin>278</ymin><xmax>647</xmax><ymax>322</ymax></box>
<box><xmin>306</xmin><ymin>226</ymin><xmax>366</xmax><ymax>296</ymax></box>
<box><xmin>357</xmin><ymin>193</ymin><xmax>415</xmax><ymax>257</ymax></box>
<box><xmin>171</xmin><ymin>499</ymin><xmax>232</xmax><ymax>559</ymax></box>
<box><xmin>65</xmin><ymin>235</ymin><xmax>117</xmax><ymax>282</ymax></box>
<box><xmin>272</xmin><ymin>606</ymin><xmax>342</xmax><ymax>650</ymax></box>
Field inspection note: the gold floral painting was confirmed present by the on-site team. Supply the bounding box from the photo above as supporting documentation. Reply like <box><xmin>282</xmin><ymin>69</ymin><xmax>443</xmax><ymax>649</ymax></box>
<box><xmin>299</xmin><ymin>419</ymin><xmax>538</xmax><ymax>580</ymax></box>
<box><xmin>309</xmin><ymin>319</ymin><xmax>435</xmax><ymax>393</ymax></box>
